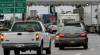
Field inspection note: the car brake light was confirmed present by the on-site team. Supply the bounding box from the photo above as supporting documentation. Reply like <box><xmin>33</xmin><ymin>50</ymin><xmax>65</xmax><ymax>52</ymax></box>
<box><xmin>56</xmin><ymin>34</ymin><xmax>64</xmax><ymax>38</ymax></box>
<box><xmin>0</xmin><ymin>34</ymin><xmax>4</xmax><ymax>41</ymax></box>
<box><xmin>80</xmin><ymin>40</ymin><xmax>85</xmax><ymax>42</ymax></box>
<box><xmin>80</xmin><ymin>33</ymin><xmax>87</xmax><ymax>37</ymax></box>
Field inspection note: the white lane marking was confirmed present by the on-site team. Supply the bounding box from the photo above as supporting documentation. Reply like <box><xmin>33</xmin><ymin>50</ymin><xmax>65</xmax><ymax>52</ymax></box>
<box><xmin>75</xmin><ymin>52</ymin><xmax>82</xmax><ymax>55</ymax></box>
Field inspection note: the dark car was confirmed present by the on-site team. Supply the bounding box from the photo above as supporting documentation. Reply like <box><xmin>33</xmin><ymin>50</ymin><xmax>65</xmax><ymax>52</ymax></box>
<box><xmin>54</xmin><ymin>26</ymin><xmax>88</xmax><ymax>49</ymax></box>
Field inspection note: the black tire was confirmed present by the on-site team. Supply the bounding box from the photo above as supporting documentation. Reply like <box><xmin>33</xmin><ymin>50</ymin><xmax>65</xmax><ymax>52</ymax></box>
<box><xmin>55</xmin><ymin>43</ymin><xmax>59</xmax><ymax>47</ymax></box>
<box><xmin>37</xmin><ymin>40</ymin><xmax>43</xmax><ymax>55</ymax></box>
<box><xmin>37</xmin><ymin>48</ymin><xmax>42</xmax><ymax>55</ymax></box>
<box><xmin>83</xmin><ymin>43</ymin><xmax>88</xmax><ymax>49</ymax></box>
<box><xmin>46</xmin><ymin>39</ymin><xmax>51</xmax><ymax>54</ymax></box>
<box><xmin>3</xmin><ymin>48</ymin><xmax>10</xmax><ymax>55</ymax></box>
<box><xmin>84</xmin><ymin>45</ymin><xmax>88</xmax><ymax>49</ymax></box>
<box><xmin>59</xmin><ymin>47</ymin><xmax>64</xmax><ymax>50</ymax></box>
<box><xmin>46</xmin><ymin>48</ymin><xmax>51</xmax><ymax>54</ymax></box>
<box><xmin>14</xmin><ymin>50</ymin><xmax>20</xmax><ymax>55</ymax></box>
<box><xmin>55</xmin><ymin>44</ymin><xmax>57</xmax><ymax>47</ymax></box>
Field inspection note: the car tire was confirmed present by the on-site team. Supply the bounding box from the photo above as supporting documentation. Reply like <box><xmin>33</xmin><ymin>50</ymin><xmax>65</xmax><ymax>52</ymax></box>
<box><xmin>37</xmin><ymin>40</ymin><xmax>43</xmax><ymax>55</ymax></box>
<box><xmin>59</xmin><ymin>47</ymin><xmax>64</xmax><ymax>50</ymax></box>
<box><xmin>46</xmin><ymin>40</ymin><xmax>51</xmax><ymax>54</ymax></box>
<box><xmin>55</xmin><ymin>44</ymin><xmax>57</xmax><ymax>47</ymax></box>
<box><xmin>14</xmin><ymin>50</ymin><xmax>20</xmax><ymax>55</ymax></box>
<box><xmin>4</xmin><ymin>48</ymin><xmax>10</xmax><ymax>55</ymax></box>
<box><xmin>46</xmin><ymin>48</ymin><xmax>51</xmax><ymax>54</ymax></box>
<box><xmin>83</xmin><ymin>44</ymin><xmax>88</xmax><ymax>49</ymax></box>
<box><xmin>37</xmin><ymin>48</ymin><xmax>42</xmax><ymax>55</ymax></box>
<box><xmin>55</xmin><ymin>43</ymin><xmax>59</xmax><ymax>47</ymax></box>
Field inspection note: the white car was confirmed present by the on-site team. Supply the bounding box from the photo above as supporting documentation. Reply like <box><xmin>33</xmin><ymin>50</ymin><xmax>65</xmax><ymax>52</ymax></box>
<box><xmin>0</xmin><ymin>20</ymin><xmax>51</xmax><ymax>55</ymax></box>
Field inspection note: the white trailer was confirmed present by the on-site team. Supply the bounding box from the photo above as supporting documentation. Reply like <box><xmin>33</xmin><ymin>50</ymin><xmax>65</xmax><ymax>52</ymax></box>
<box><xmin>57</xmin><ymin>13</ymin><xmax>80</xmax><ymax>25</ymax></box>
<box><xmin>84</xmin><ymin>5</ymin><xmax>97</xmax><ymax>33</ymax></box>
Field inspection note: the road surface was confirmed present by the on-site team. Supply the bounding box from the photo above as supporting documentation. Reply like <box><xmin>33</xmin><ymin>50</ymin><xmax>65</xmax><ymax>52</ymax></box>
<box><xmin>0</xmin><ymin>34</ymin><xmax>100</xmax><ymax>55</ymax></box>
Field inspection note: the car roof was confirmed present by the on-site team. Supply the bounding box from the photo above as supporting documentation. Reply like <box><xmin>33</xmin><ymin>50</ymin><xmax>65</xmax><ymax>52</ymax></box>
<box><xmin>57</xmin><ymin>26</ymin><xmax>84</xmax><ymax>33</ymax></box>
<box><xmin>13</xmin><ymin>20</ymin><xmax>41</xmax><ymax>23</ymax></box>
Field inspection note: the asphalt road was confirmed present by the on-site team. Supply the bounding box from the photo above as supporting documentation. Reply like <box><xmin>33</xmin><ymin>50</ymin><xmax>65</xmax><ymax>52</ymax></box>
<box><xmin>0</xmin><ymin>34</ymin><xmax>100</xmax><ymax>55</ymax></box>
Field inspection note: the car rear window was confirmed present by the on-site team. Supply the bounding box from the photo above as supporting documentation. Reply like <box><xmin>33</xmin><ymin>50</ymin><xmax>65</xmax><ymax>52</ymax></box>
<box><xmin>64</xmin><ymin>23</ymin><xmax>81</xmax><ymax>27</ymax></box>
<box><xmin>57</xmin><ymin>26</ymin><xmax>83</xmax><ymax>33</ymax></box>
<box><xmin>11</xmin><ymin>22</ymin><xmax>42</xmax><ymax>32</ymax></box>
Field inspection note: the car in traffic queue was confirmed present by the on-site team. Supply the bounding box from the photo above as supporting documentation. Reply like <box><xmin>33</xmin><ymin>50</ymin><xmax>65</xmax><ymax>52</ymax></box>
<box><xmin>0</xmin><ymin>20</ymin><xmax>51</xmax><ymax>55</ymax></box>
<box><xmin>48</xmin><ymin>22</ymin><xmax>57</xmax><ymax>34</ymax></box>
<box><xmin>54</xmin><ymin>26</ymin><xmax>88</xmax><ymax>50</ymax></box>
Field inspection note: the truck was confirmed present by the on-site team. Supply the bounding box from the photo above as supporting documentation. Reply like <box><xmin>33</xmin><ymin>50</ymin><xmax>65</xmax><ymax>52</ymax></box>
<box><xmin>46</xmin><ymin>13</ymin><xmax>80</xmax><ymax>34</ymax></box>
<box><xmin>0</xmin><ymin>20</ymin><xmax>51</xmax><ymax>55</ymax></box>
<box><xmin>73</xmin><ymin>5</ymin><xmax>98</xmax><ymax>33</ymax></box>
<box><xmin>57</xmin><ymin>13</ymin><xmax>80</xmax><ymax>26</ymax></box>
<box><xmin>42</xmin><ymin>14</ymin><xmax>57</xmax><ymax>24</ymax></box>
<box><xmin>83</xmin><ymin>5</ymin><xmax>97</xmax><ymax>33</ymax></box>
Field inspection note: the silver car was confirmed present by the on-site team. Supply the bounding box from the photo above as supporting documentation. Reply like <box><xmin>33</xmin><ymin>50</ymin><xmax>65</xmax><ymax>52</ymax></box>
<box><xmin>0</xmin><ymin>21</ymin><xmax>51</xmax><ymax>55</ymax></box>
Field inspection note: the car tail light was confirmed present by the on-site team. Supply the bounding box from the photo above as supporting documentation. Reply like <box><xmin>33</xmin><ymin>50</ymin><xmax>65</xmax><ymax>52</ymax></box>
<box><xmin>0</xmin><ymin>34</ymin><xmax>4</xmax><ymax>41</ymax></box>
<box><xmin>56</xmin><ymin>34</ymin><xmax>64</xmax><ymax>38</ymax></box>
<box><xmin>80</xmin><ymin>33</ymin><xmax>87</xmax><ymax>37</ymax></box>
<box><xmin>35</xmin><ymin>33</ymin><xmax>40</xmax><ymax>41</ymax></box>
<box><xmin>80</xmin><ymin>40</ymin><xmax>85</xmax><ymax>42</ymax></box>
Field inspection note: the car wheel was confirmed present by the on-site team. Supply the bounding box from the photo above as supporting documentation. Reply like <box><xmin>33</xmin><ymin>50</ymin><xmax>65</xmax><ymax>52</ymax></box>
<box><xmin>46</xmin><ymin>48</ymin><xmax>51</xmax><ymax>54</ymax></box>
<box><xmin>84</xmin><ymin>45</ymin><xmax>88</xmax><ymax>49</ymax></box>
<box><xmin>37</xmin><ymin>40</ymin><xmax>43</xmax><ymax>55</ymax></box>
<box><xmin>46</xmin><ymin>40</ymin><xmax>51</xmax><ymax>54</ymax></box>
<box><xmin>55</xmin><ymin>44</ymin><xmax>57</xmax><ymax>47</ymax></box>
<box><xmin>37</xmin><ymin>48</ymin><xmax>42</xmax><ymax>55</ymax></box>
<box><xmin>4</xmin><ymin>48</ymin><xmax>10</xmax><ymax>55</ymax></box>
<box><xmin>14</xmin><ymin>50</ymin><xmax>20</xmax><ymax>55</ymax></box>
<box><xmin>83</xmin><ymin>44</ymin><xmax>88</xmax><ymax>49</ymax></box>
<box><xmin>59</xmin><ymin>47</ymin><xmax>64</xmax><ymax>50</ymax></box>
<box><xmin>55</xmin><ymin>43</ymin><xmax>59</xmax><ymax>47</ymax></box>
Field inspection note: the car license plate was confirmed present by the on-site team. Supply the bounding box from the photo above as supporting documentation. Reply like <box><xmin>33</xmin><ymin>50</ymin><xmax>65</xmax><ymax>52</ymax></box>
<box><xmin>16</xmin><ymin>44</ymin><xmax>24</xmax><ymax>47</ymax></box>
<box><xmin>70</xmin><ymin>41</ymin><xmax>75</xmax><ymax>43</ymax></box>
<box><xmin>69</xmin><ymin>33</ymin><xmax>75</xmax><ymax>37</ymax></box>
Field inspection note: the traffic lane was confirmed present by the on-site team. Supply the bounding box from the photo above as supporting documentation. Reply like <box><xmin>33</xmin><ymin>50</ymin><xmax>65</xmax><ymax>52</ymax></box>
<box><xmin>80</xmin><ymin>34</ymin><xmax>100</xmax><ymax>55</ymax></box>
<box><xmin>0</xmin><ymin>34</ymin><xmax>100</xmax><ymax>55</ymax></box>
<box><xmin>0</xmin><ymin>48</ymin><xmax>47</xmax><ymax>55</ymax></box>
<box><xmin>51</xmin><ymin>33</ymin><xmax>100</xmax><ymax>55</ymax></box>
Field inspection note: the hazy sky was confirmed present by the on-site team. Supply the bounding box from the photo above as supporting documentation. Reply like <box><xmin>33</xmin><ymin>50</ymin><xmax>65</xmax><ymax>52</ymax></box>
<box><xmin>3</xmin><ymin>6</ymin><xmax>75</xmax><ymax>20</ymax></box>
<box><xmin>2</xmin><ymin>5</ymin><xmax>97</xmax><ymax>24</ymax></box>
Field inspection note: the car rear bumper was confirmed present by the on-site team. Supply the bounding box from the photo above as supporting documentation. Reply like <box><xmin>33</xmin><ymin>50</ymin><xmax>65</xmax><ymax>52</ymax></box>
<box><xmin>1</xmin><ymin>43</ymin><xmax>40</xmax><ymax>50</ymax></box>
<box><xmin>54</xmin><ymin>37</ymin><xmax>88</xmax><ymax>47</ymax></box>
<box><xmin>55</xmin><ymin>42</ymin><xmax>87</xmax><ymax>47</ymax></box>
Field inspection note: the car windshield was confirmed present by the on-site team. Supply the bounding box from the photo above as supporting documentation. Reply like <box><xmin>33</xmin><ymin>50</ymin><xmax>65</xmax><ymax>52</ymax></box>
<box><xmin>57</xmin><ymin>26</ymin><xmax>83</xmax><ymax>33</ymax></box>
<box><xmin>11</xmin><ymin>22</ymin><xmax>42</xmax><ymax>32</ymax></box>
